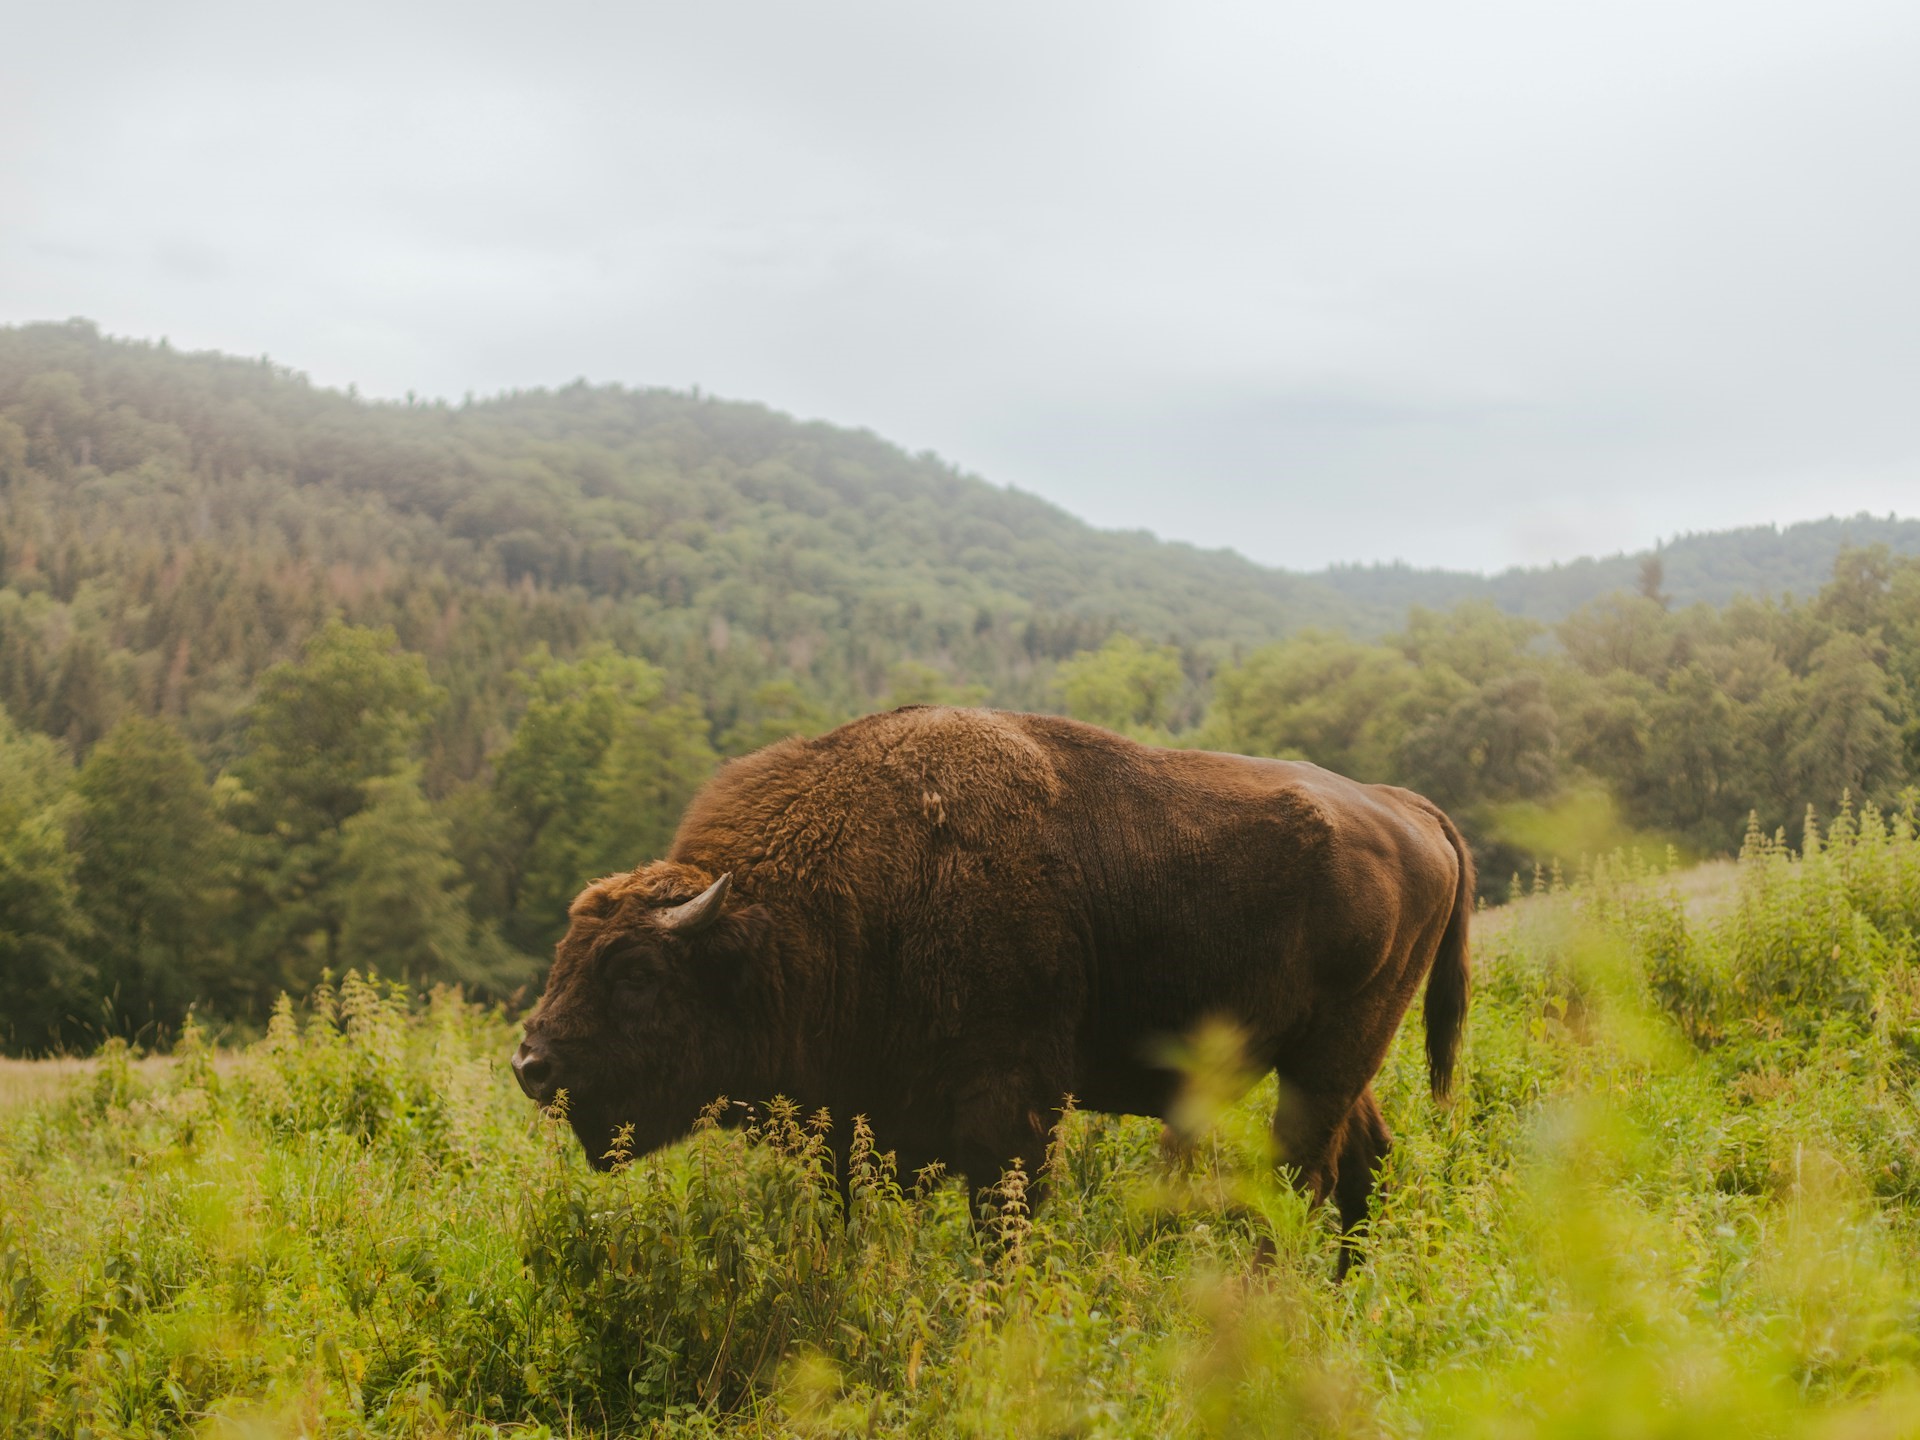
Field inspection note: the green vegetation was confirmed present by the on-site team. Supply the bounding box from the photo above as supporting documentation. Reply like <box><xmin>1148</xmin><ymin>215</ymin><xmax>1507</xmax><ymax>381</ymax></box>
<box><xmin>1317</xmin><ymin>514</ymin><xmax>1920</xmax><ymax>624</ymax></box>
<box><xmin>1199</xmin><ymin>565</ymin><xmax>1920</xmax><ymax>883</ymax></box>
<box><xmin>0</xmin><ymin>318</ymin><xmax>1347</xmax><ymax>758</ymax></box>
<box><xmin>4</xmin><ymin>320</ymin><xmax>1920</xmax><ymax>1050</ymax></box>
<box><xmin>5</xmin><ymin>318</ymin><xmax>1920</xmax><ymax>1434</ymax></box>
<box><xmin>7</xmin><ymin>804</ymin><xmax>1920</xmax><ymax>1435</ymax></box>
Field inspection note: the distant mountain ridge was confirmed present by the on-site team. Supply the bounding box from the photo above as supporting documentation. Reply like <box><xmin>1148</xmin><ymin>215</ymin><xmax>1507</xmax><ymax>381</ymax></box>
<box><xmin>1315</xmin><ymin>515</ymin><xmax>1920</xmax><ymax>626</ymax></box>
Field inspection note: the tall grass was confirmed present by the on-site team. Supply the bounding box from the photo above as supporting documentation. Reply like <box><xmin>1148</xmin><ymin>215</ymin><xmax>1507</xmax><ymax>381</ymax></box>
<box><xmin>7</xmin><ymin>800</ymin><xmax>1920</xmax><ymax>1435</ymax></box>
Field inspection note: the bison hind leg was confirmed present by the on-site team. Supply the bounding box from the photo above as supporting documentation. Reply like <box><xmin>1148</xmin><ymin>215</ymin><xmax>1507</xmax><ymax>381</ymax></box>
<box><xmin>1332</xmin><ymin>1087</ymin><xmax>1392</xmax><ymax>1277</ymax></box>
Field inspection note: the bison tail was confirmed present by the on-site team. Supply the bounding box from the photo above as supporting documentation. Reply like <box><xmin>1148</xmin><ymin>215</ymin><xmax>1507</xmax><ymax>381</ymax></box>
<box><xmin>1423</xmin><ymin>808</ymin><xmax>1474</xmax><ymax>1102</ymax></box>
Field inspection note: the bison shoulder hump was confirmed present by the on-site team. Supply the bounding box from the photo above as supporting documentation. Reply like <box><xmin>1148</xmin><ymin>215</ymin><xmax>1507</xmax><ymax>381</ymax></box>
<box><xmin>679</xmin><ymin>708</ymin><xmax>1064</xmax><ymax>871</ymax></box>
<box><xmin>881</xmin><ymin>708</ymin><xmax>1063</xmax><ymax>811</ymax></box>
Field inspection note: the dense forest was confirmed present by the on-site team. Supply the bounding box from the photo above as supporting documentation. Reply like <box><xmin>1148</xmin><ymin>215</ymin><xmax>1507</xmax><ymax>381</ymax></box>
<box><xmin>2</xmin><ymin>319</ymin><xmax>1917</xmax><ymax>1053</ymax></box>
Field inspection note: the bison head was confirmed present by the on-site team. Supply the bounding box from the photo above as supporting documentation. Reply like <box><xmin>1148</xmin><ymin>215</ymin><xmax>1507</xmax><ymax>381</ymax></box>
<box><xmin>512</xmin><ymin>862</ymin><xmax>769</xmax><ymax>1167</ymax></box>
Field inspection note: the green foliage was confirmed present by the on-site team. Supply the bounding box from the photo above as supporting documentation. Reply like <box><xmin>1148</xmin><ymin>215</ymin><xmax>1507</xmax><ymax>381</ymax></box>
<box><xmin>1396</xmin><ymin>599</ymin><xmax>1544</xmax><ymax>682</ymax></box>
<box><xmin>880</xmin><ymin>660</ymin><xmax>989</xmax><ymax>710</ymax></box>
<box><xmin>1395</xmin><ymin>669</ymin><xmax>1560</xmax><ymax>810</ymax></box>
<box><xmin>1054</xmin><ymin>633</ymin><xmax>1187</xmax><ymax>736</ymax></box>
<box><xmin>485</xmin><ymin>648</ymin><xmax>718</xmax><ymax>952</ymax></box>
<box><xmin>1790</xmin><ymin>632</ymin><xmax>1906</xmax><ymax>809</ymax></box>
<box><xmin>235</xmin><ymin>621</ymin><xmax>442</xmax><ymax>839</ymax></box>
<box><xmin>1611</xmin><ymin>799</ymin><xmax>1920</xmax><ymax>1063</ymax></box>
<box><xmin>225</xmin><ymin>624</ymin><xmax>451</xmax><ymax>1007</ymax></box>
<box><xmin>337</xmin><ymin>772</ymin><xmax>518</xmax><ymax>994</ymax></box>
<box><xmin>8</xmin><ymin>822</ymin><xmax>1920</xmax><ymax>1434</ymax></box>
<box><xmin>0</xmin><ymin>705</ymin><xmax>88</xmax><ymax>1051</ymax></box>
<box><xmin>1319</xmin><ymin>514</ymin><xmax>1920</xmax><ymax>623</ymax></box>
<box><xmin>70</xmin><ymin>714</ymin><xmax>231</xmax><ymax>1037</ymax></box>
<box><xmin>1203</xmin><ymin>630</ymin><xmax>1419</xmax><ymax>777</ymax></box>
<box><xmin>715</xmin><ymin>680</ymin><xmax>836</xmax><ymax>757</ymax></box>
<box><xmin>1195</xmin><ymin>563</ymin><xmax>1920</xmax><ymax>892</ymax></box>
<box><xmin>0</xmin><ymin>318</ymin><xmax>1356</xmax><ymax>774</ymax></box>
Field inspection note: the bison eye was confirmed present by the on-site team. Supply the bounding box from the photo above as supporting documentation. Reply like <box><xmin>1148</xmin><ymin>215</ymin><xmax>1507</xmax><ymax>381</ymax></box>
<box><xmin>611</xmin><ymin>964</ymin><xmax>656</xmax><ymax>1000</ymax></box>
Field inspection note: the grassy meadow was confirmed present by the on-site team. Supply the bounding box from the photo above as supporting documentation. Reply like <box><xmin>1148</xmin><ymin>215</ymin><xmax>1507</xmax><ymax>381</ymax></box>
<box><xmin>7</xmin><ymin>803</ymin><xmax>1920</xmax><ymax>1437</ymax></box>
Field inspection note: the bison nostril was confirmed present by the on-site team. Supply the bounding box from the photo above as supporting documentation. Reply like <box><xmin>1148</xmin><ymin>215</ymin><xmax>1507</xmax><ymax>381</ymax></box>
<box><xmin>512</xmin><ymin>1041</ymin><xmax>554</xmax><ymax>1097</ymax></box>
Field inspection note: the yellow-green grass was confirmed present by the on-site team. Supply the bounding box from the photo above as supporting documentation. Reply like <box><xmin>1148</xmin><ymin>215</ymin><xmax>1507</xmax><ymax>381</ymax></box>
<box><xmin>3</xmin><ymin>806</ymin><xmax>1919</xmax><ymax>1437</ymax></box>
<box><xmin>0</xmin><ymin>1052</ymin><xmax>235</xmax><ymax>1113</ymax></box>
<box><xmin>0</xmin><ymin>1055</ymin><xmax>179</xmax><ymax>1112</ymax></box>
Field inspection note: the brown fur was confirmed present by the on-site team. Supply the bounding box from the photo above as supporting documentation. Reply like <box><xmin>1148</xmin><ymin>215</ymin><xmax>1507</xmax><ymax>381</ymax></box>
<box><xmin>517</xmin><ymin>705</ymin><xmax>1472</xmax><ymax>1245</ymax></box>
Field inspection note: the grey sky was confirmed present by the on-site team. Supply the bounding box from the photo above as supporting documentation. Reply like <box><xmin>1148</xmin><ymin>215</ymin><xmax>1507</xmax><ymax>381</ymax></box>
<box><xmin>5</xmin><ymin>0</ymin><xmax>1918</xmax><ymax>573</ymax></box>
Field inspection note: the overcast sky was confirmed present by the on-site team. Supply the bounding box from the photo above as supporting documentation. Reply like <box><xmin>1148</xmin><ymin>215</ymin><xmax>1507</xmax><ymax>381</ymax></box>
<box><xmin>5</xmin><ymin>1</ymin><xmax>1918</xmax><ymax>573</ymax></box>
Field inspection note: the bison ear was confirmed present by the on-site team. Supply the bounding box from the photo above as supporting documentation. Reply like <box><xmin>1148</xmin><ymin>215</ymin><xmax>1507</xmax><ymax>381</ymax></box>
<box><xmin>568</xmin><ymin>874</ymin><xmax>627</xmax><ymax>920</ymax></box>
<box><xmin>655</xmin><ymin>872</ymin><xmax>731</xmax><ymax>935</ymax></box>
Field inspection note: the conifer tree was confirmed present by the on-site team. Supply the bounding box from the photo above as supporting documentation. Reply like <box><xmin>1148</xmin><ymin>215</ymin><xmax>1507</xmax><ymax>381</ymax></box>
<box><xmin>0</xmin><ymin>705</ymin><xmax>89</xmax><ymax>1051</ymax></box>
<box><xmin>337</xmin><ymin>770</ymin><xmax>523</xmax><ymax>992</ymax></box>
<box><xmin>71</xmin><ymin>714</ymin><xmax>230</xmax><ymax>1035</ymax></box>
<box><xmin>227</xmin><ymin>622</ymin><xmax>443</xmax><ymax>999</ymax></box>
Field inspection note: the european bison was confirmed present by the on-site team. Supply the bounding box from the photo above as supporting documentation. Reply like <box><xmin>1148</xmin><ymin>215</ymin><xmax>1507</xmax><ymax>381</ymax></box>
<box><xmin>514</xmin><ymin>704</ymin><xmax>1471</xmax><ymax>1250</ymax></box>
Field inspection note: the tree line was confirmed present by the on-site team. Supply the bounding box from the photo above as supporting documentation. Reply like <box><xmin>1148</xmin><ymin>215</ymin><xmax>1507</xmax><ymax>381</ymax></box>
<box><xmin>8</xmin><ymin>545</ymin><xmax>1916</xmax><ymax>1053</ymax></box>
<box><xmin>2</xmin><ymin>320</ymin><xmax>1917</xmax><ymax>1051</ymax></box>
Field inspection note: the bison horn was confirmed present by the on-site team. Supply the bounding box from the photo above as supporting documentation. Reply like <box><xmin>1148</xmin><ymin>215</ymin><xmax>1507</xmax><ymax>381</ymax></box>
<box><xmin>656</xmin><ymin>872</ymin><xmax>731</xmax><ymax>934</ymax></box>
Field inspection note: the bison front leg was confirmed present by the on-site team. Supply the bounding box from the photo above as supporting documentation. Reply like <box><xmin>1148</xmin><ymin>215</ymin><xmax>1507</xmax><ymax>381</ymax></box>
<box><xmin>950</xmin><ymin>1073</ymin><xmax>1063</xmax><ymax>1226</ymax></box>
<box><xmin>1270</xmin><ymin>1080</ymin><xmax>1391</xmax><ymax>1277</ymax></box>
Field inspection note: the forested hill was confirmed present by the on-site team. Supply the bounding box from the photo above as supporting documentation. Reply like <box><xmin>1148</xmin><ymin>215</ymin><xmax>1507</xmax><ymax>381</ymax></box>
<box><xmin>3</xmin><ymin>320</ymin><xmax>1909</xmax><ymax>748</ymax></box>
<box><xmin>5</xmin><ymin>318</ymin><xmax>1919</xmax><ymax>1053</ymax></box>
<box><xmin>1316</xmin><ymin>514</ymin><xmax>1920</xmax><ymax>625</ymax></box>
<box><xmin>0</xmin><ymin>318</ymin><xmax>1358</xmax><ymax>759</ymax></box>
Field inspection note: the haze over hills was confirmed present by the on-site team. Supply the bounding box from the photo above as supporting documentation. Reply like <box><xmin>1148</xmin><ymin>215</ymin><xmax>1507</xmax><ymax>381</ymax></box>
<box><xmin>1316</xmin><ymin>514</ymin><xmax>1920</xmax><ymax>628</ymax></box>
